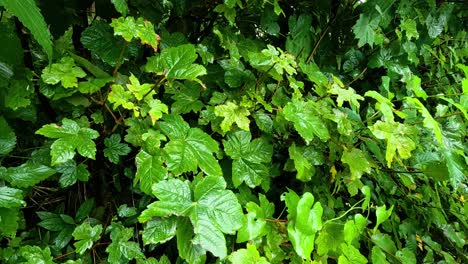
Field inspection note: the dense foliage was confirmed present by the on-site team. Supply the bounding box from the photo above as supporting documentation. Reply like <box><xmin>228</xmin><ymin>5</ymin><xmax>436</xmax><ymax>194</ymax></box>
<box><xmin>0</xmin><ymin>0</ymin><xmax>467</xmax><ymax>263</ymax></box>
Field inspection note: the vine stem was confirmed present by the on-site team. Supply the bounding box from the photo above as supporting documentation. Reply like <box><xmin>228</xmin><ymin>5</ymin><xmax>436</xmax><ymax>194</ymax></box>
<box><xmin>323</xmin><ymin>198</ymin><xmax>365</xmax><ymax>226</ymax></box>
<box><xmin>142</xmin><ymin>73</ymin><xmax>166</xmax><ymax>100</ymax></box>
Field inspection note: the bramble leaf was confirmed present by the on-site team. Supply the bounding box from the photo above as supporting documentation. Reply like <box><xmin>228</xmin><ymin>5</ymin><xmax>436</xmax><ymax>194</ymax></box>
<box><xmin>72</xmin><ymin>223</ymin><xmax>103</xmax><ymax>255</ymax></box>
<box><xmin>104</xmin><ymin>134</ymin><xmax>131</xmax><ymax>164</ymax></box>
<box><xmin>41</xmin><ymin>57</ymin><xmax>87</xmax><ymax>88</ymax></box>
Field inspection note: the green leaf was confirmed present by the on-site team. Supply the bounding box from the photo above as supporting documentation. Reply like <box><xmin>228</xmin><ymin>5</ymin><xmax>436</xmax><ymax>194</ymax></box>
<box><xmin>288</xmin><ymin>143</ymin><xmax>314</xmax><ymax>182</ymax></box>
<box><xmin>19</xmin><ymin>245</ymin><xmax>55</xmax><ymax>264</ymax></box>
<box><xmin>237</xmin><ymin>194</ymin><xmax>274</xmax><ymax>242</ymax></box>
<box><xmin>2</xmin><ymin>162</ymin><xmax>56</xmax><ymax>188</ymax></box>
<box><xmin>127</xmin><ymin>74</ymin><xmax>153</xmax><ymax>100</ymax></box>
<box><xmin>78</xmin><ymin>77</ymin><xmax>113</xmax><ymax>94</ymax></box>
<box><xmin>1</xmin><ymin>0</ymin><xmax>53</xmax><ymax>61</ymax></box>
<box><xmin>37</xmin><ymin>211</ymin><xmax>69</xmax><ymax>232</ymax></box>
<box><xmin>110</xmin><ymin>17</ymin><xmax>159</xmax><ymax>51</ymax></box>
<box><xmin>0</xmin><ymin>208</ymin><xmax>19</xmax><ymax>238</ymax></box>
<box><xmin>76</xmin><ymin>198</ymin><xmax>95</xmax><ymax>222</ymax></box>
<box><xmin>4</xmin><ymin>79</ymin><xmax>34</xmax><ymax>110</ymax></box>
<box><xmin>371</xmin><ymin>246</ymin><xmax>390</xmax><ymax>264</ymax></box>
<box><xmin>106</xmin><ymin>223</ymin><xmax>144</xmax><ymax>263</ymax></box>
<box><xmin>396</xmin><ymin>248</ymin><xmax>416</xmax><ymax>263</ymax></box>
<box><xmin>341</xmin><ymin>148</ymin><xmax>372</xmax><ymax>180</ymax></box>
<box><xmin>41</xmin><ymin>57</ymin><xmax>87</xmax><ymax>88</ymax></box>
<box><xmin>36</xmin><ymin>118</ymin><xmax>99</xmax><ymax>165</ymax></box>
<box><xmin>442</xmin><ymin>149</ymin><xmax>467</xmax><ymax>187</ymax></box>
<box><xmin>352</xmin><ymin>14</ymin><xmax>379</xmax><ymax>48</ymax></box>
<box><xmin>171</xmin><ymin>83</ymin><xmax>204</xmax><ymax>114</ymax></box>
<box><xmin>282</xmin><ymin>191</ymin><xmax>323</xmax><ymax>260</ymax></box>
<box><xmin>142</xmin><ymin>217</ymin><xmax>177</xmax><ymax>245</ymax></box>
<box><xmin>283</xmin><ymin>97</ymin><xmax>330</xmax><ymax>143</ymax></box>
<box><xmin>146</xmin><ymin>44</ymin><xmax>206</xmax><ymax>82</ymax></box>
<box><xmin>145</xmin><ymin>99</ymin><xmax>169</xmax><ymax>125</ymax></box>
<box><xmin>214</xmin><ymin>101</ymin><xmax>251</xmax><ymax>133</ymax></box>
<box><xmin>177</xmin><ymin>218</ymin><xmax>207</xmax><ymax>264</ymax></box>
<box><xmin>369</xmin><ymin>121</ymin><xmax>417</xmax><ymax>167</ymax></box>
<box><xmin>229</xmin><ymin>244</ymin><xmax>270</xmax><ymax>264</ymax></box>
<box><xmin>406</xmin><ymin>98</ymin><xmax>442</xmax><ymax>145</ymax></box>
<box><xmin>343</xmin><ymin>214</ymin><xmax>367</xmax><ymax>245</ymax></box>
<box><xmin>159</xmin><ymin>115</ymin><xmax>222</xmax><ymax>176</ymax></box>
<box><xmin>374</xmin><ymin>205</ymin><xmax>394</xmax><ymax>232</ymax></box>
<box><xmin>108</xmin><ymin>84</ymin><xmax>136</xmax><ymax>110</ymax></box>
<box><xmin>56</xmin><ymin>160</ymin><xmax>90</xmax><ymax>187</ymax></box>
<box><xmin>104</xmin><ymin>134</ymin><xmax>131</xmax><ymax>164</ymax></box>
<box><xmin>223</xmin><ymin>131</ymin><xmax>272</xmax><ymax>187</ymax></box>
<box><xmin>339</xmin><ymin>243</ymin><xmax>368</xmax><ymax>264</ymax></box>
<box><xmin>140</xmin><ymin>176</ymin><xmax>243</xmax><ymax>258</ymax></box>
<box><xmin>371</xmin><ymin>233</ymin><xmax>397</xmax><ymax>255</ymax></box>
<box><xmin>0</xmin><ymin>116</ymin><xmax>16</xmax><ymax>156</ymax></box>
<box><xmin>299</xmin><ymin>62</ymin><xmax>329</xmax><ymax>96</ymax></box>
<box><xmin>0</xmin><ymin>186</ymin><xmax>25</xmax><ymax>208</ymax></box>
<box><xmin>111</xmin><ymin>0</ymin><xmax>128</xmax><ymax>16</ymax></box>
<box><xmin>400</xmin><ymin>18</ymin><xmax>419</xmax><ymax>40</ymax></box>
<box><xmin>117</xmin><ymin>204</ymin><xmax>138</xmax><ymax>218</ymax></box>
<box><xmin>330</xmin><ymin>81</ymin><xmax>364</xmax><ymax>109</ymax></box>
<box><xmin>72</xmin><ymin>223</ymin><xmax>103</xmax><ymax>255</ymax></box>
<box><xmin>135</xmin><ymin>150</ymin><xmax>167</xmax><ymax>195</ymax></box>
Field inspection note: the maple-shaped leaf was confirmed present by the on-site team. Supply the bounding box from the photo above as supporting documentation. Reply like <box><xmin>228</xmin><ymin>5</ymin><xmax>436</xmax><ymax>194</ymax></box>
<box><xmin>400</xmin><ymin>18</ymin><xmax>419</xmax><ymax>40</ymax></box>
<box><xmin>41</xmin><ymin>57</ymin><xmax>86</xmax><ymax>88</ymax></box>
<box><xmin>214</xmin><ymin>101</ymin><xmax>251</xmax><ymax>133</ymax></box>
<box><xmin>145</xmin><ymin>44</ymin><xmax>206</xmax><ymax>82</ymax></box>
<box><xmin>103</xmin><ymin>134</ymin><xmax>131</xmax><ymax>164</ymax></box>
<box><xmin>330</xmin><ymin>80</ymin><xmax>364</xmax><ymax>109</ymax></box>
<box><xmin>171</xmin><ymin>83</ymin><xmax>204</xmax><ymax>114</ymax></box>
<box><xmin>139</xmin><ymin>176</ymin><xmax>243</xmax><ymax>258</ymax></box>
<box><xmin>36</xmin><ymin>118</ymin><xmax>99</xmax><ymax>165</ymax></box>
<box><xmin>108</xmin><ymin>84</ymin><xmax>136</xmax><ymax>110</ymax></box>
<box><xmin>106</xmin><ymin>223</ymin><xmax>144</xmax><ymax>263</ymax></box>
<box><xmin>127</xmin><ymin>73</ymin><xmax>153</xmax><ymax>100</ymax></box>
<box><xmin>352</xmin><ymin>14</ymin><xmax>379</xmax><ymax>48</ymax></box>
<box><xmin>110</xmin><ymin>17</ymin><xmax>159</xmax><ymax>51</ymax></box>
<box><xmin>223</xmin><ymin>131</ymin><xmax>273</xmax><ymax>188</ymax></box>
<box><xmin>370</xmin><ymin>121</ymin><xmax>418</xmax><ymax>167</ymax></box>
<box><xmin>56</xmin><ymin>160</ymin><xmax>90</xmax><ymax>187</ymax></box>
<box><xmin>144</xmin><ymin>99</ymin><xmax>168</xmax><ymax>125</ymax></box>
<box><xmin>158</xmin><ymin>115</ymin><xmax>222</xmax><ymax>176</ymax></box>
<box><xmin>283</xmin><ymin>97</ymin><xmax>330</xmax><ymax>143</ymax></box>
<box><xmin>72</xmin><ymin>223</ymin><xmax>103</xmax><ymax>255</ymax></box>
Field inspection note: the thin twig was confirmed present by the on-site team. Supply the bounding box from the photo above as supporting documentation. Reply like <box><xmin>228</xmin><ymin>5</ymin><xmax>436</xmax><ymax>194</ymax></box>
<box><xmin>142</xmin><ymin>73</ymin><xmax>166</xmax><ymax>100</ymax></box>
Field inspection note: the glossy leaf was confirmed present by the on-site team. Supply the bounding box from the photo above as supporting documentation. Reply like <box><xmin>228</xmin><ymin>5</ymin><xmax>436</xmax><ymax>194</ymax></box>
<box><xmin>214</xmin><ymin>101</ymin><xmax>251</xmax><ymax>133</ymax></box>
<box><xmin>2</xmin><ymin>162</ymin><xmax>56</xmax><ymax>188</ymax></box>
<box><xmin>229</xmin><ymin>244</ymin><xmax>269</xmax><ymax>264</ymax></box>
<box><xmin>0</xmin><ymin>116</ymin><xmax>16</xmax><ymax>156</ymax></box>
<box><xmin>72</xmin><ymin>223</ymin><xmax>103</xmax><ymax>255</ymax></box>
<box><xmin>135</xmin><ymin>150</ymin><xmax>167</xmax><ymax>195</ymax></box>
<box><xmin>104</xmin><ymin>134</ymin><xmax>131</xmax><ymax>164</ymax></box>
<box><xmin>41</xmin><ymin>57</ymin><xmax>87</xmax><ymax>88</ymax></box>
<box><xmin>0</xmin><ymin>186</ymin><xmax>25</xmax><ymax>208</ymax></box>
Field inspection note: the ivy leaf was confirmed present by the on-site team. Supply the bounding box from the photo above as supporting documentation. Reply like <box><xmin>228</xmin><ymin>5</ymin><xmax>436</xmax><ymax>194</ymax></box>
<box><xmin>159</xmin><ymin>115</ymin><xmax>222</xmax><ymax>176</ymax></box>
<box><xmin>406</xmin><ymin>98</ymin><xmax>442</xmax><ymax>145</ymax></box>
<box><xmin>223</xmin><ymin>131</ymin><xmax>272</xmax><ymax>188</ymax></box>
<box><xmin>142</xmin><ymin>217</ymin><xmax>177</xmax><ymax>245</ymax></box>
<box><xmin>442</xmin><ymin>149</ymin><xmax>467</xmax><ymax>188</ymax></box>
<box><xmin>140</xmin><ymin>176</ymin><xmax>243</xmax><ymax>258</ymax></box>
<box><xmin>0</xmin><ymin>116</ymin><xmax>16</xmax><ymax>156</ymax></box>
<box><xmin>371</xmin><ymin>233</ymin><xmax>397</xmax><ymax>255</ymax></box>
<box><xmin>229</xmin><ymin>244</ymin><xmax>269</xmax><ymax>264</ymax></box>
<box><xmin>0</xmin><ymin>186</ymin><xmax>25</xmax><ymax>208</ymax></box>
<box><xmin>72</xmin><ymin>223</ymin><xmax>103</xmax><ymax>255</ymax></box>
<box><xmin>283</xmin><ymin>97</ymin><xmax>330</xmax><ymax>143</ymax></box>
<box><xmin>2</xmin><ymin>162</ymin><xmax>56</xmax><ymax>188</ymax></box>
<box><xmin>145</xmin><ymin>44</ymin><xmax>206</xmax><ymax>82</ymax></box>
<box><xmin>78</xmin><ymin>77</ymin><xmax>113</xmax><ymax>94</ymax></box>
<box><xmin>341</xmin><ymin>148</ymin><xmax>372</xmax><ymax>180</ymax></box>
<box><xmin>282</xmin><ymin>190</ymin><xmax>323</xmax><ymax>260</ymax></box>
<box><xmin>36</xmin><ymin>118</ymin><xmax>99</xmax><ymax>165</ymax></box>
<box><xmin>316</xmin><ymin>222</ymin><xmax>344</xmax><ymax>256</ymax></box>
<box><xmin>135</xmin><ymin>150</ymin><xmax>167</xmax><ymax>195</ymax></box>
<box><xmin>41</xmin><ymin>57</ymin><xmax>87</xmax><ymax>88</ymax></box>
<box><xmin>369</xmin><ymin>121</ymin><xmax>417</xmax><ymax>167</ymax></box>
<box><xmin>214</xmin><ymin>101</ymin><xmax>251</xmax><ymax>133</ymax></box>
<box><xmin>104</xmin><ymin>134</ymin><xmax>131</xmax><ymax>164</ymax></box>
<box><xmin>110</xmin><ymin>17</ymin><xmax>159</xmax><ymax>51</ymax></box>
<box><xmin>56</xmin><ymin>160</ymin><xmax>90</xmax><ymax>187</ymax></box>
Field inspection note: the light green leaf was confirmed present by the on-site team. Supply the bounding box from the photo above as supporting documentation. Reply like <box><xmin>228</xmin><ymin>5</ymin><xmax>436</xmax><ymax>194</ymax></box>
<box><xmin>214</xmin><ymin>101</ymin><xmax>251</xmax><ymax>133</ymax></box>
<box><xmin>1</xmin><ymin>0</ymin><xmax>53</xmax><ymax>61</ymax></box>
<box><xmin>237</xmin><ymin>195</ymin><xmax>274</xmax><ymax>242</ymax></box>
<box><xmin>127</xmin><ymin>74</ymin><xmax>153</xmax><ymax>100</ymax></box>
<box><xmin>135</xmin><ymin>150</ymin><xmax>167</xmax><ymax>195</ymax></box>
<box><xmin>288</xmin><ymin>143</ymin><xmax>314</xmax><ymax>182</ymax></box>
<box><xmin>78</xmin><ymin>77</ymin><xmax>113</xmax><ymax>94</ymax></box>
<box><xmin>2</xmin><ymin>162</ymin><xmax>56</xmax><ymax>188</ymax></box>
<box><xmin>36</xmin><ymin>118</ymin><xmax>99</xmax><ymax>165</ymax></box>
<box><xmin>282</xmin><ymin>191</ymin><xmax>323</xmax><ymax>260</ymax></box>
<box><xmin>374</xmin><ymin>205</ymin><xmax>394</xmax><ymax>232</ymax></box>
<box><xmin>111</xmin><ymin>17</ymin><xmax>159</xmax><ymax>51</ymax></box>
<box><xmin>104</xmin><ymin>134</ymin><xmax>131</xmax><ymax>164</ymax></box>
<box><xmin>339</xmin><ymin>243</ymin><xmax>368</xmax><ymax>264</ymax></box>
<box><xmin>223</xmin><ymin>131</ymin><xmax>273</xmax><ymax>187</ymax></box>
<box><xmin>371</xmin><ymin>233</ymin><xmax>397</xmax><ymax>255</ymax></box>
<box><xmin>352</xmin><ymin>14</ymin><xmax>379</xmax><ymax>47</ymax></box>
<box><xmin>442</xmin><ymin>149</ymin><xmax>468</xmax><ymax>189</ymax></box>
<box><xmin>111</xmin><ymin>0</ymin><xmax>128</xmax><ymax>16</ymax></box>
<box><xmin>371</xmin><ymin>246</ymin><xmax>390</xmax><ymax>264</ymax></box>
<box><xmin>330</xmin><ymin>81</ymin><xmax>364</xmax><ymax>109</ymax></box>
<box><xmin>364</xmin><ymin>91</ymin><xmax>395</xmax><ymax>122</ymax></box>
<box><xmin>343</xmin><ymin>214</ymin><xmax>367</xmax><ymax>245</ymax></box>
<box><xmin>146</xmin><ymin>99</ymin><xmax>168</xmax><ymax>125</ymax></box>
<box><xmin>0</xmin><ymin>116</ymin><xmax>16</xmax><ymax>156</ymax></box>
<box><xmin>56</xmin><ymin>160</ymin><xmax>90</xmax><ymax>187</ymax></box>
<box><xmin>19</xmin><ymin>245</ymin><xmax>55</xmax><ymax>264</ymax></box>
<box><xmin>142</xmin><ymin>217</ymin><xmax>177</xmax><ymax>245</ymax></box>
<box><xmin>108</xmin><ymin>84</ymin><xmax>135</xmax><ymax>110</ymax></box>
<box><xmin>406</xmin><ymin>97</ymin><xmax>442</xmax><ymax>145</ymax></box>
<box><xmin>41</xmin><ymin>57</ymin><xmax>87</xmax><ymax>88</ymax></box>
<box><xmin>72</xmin><ymin>223</ymin><xmax>103</xmax><ymax>255</ymax></box>
<box><xmin>0</xmin><ymin>208</ymin><xmax>19</xmax><ymax>238</ymax></box>
<box><xmin>145</xmin><ymin>44</ymin><xmax>206</xmax><ymax>81</ymax></box>
<box><xmin>400</xmin><ymin>18</ymin><xmax>419</xmax><ymax>40</ymax></box>
<box><xmin>361</xmin><ymin>186</ymin><xmax>371</xmax><ymax>211</ymax></box>
<box><xmin>106</xmin><ymin>223</ymin><xmax>144</xmax><ymax>263</ymax></box>
<box><xmin>369</xmin><ymin>121</ymin><xmax>417</xmax><ymax>167</ymax></box>
<box><xmin>341</xmin><ymin>148</ymin><xmax>371</xmax><ymax>180</ymax></box>
<box><xmin>4</xmin><ymin>79</ymin><xmax>34</xmax><ymax>110</ymax></box>
<box><xmin>159</xmin><ymin>115</ymin><xmax>222</xmax><ymax>176</ymax></box>
<box><xmin>396</xmin><ymin>248</ymin><xmax>416</xmax><ymax>263</ymax></box>
<box><xmin>0</xmin><ymin>186</ymin><xmax>25</xmax><ymax>208</ymax></box>
<box><xmin>229</xmin><ymin>244</ymin><xmax>270</xmax><ymax>264</ymax></box>
<box><xmin>283</xmin><ymin>98</ymin><xmax>330</xmax><ymax>143</ymax></box>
